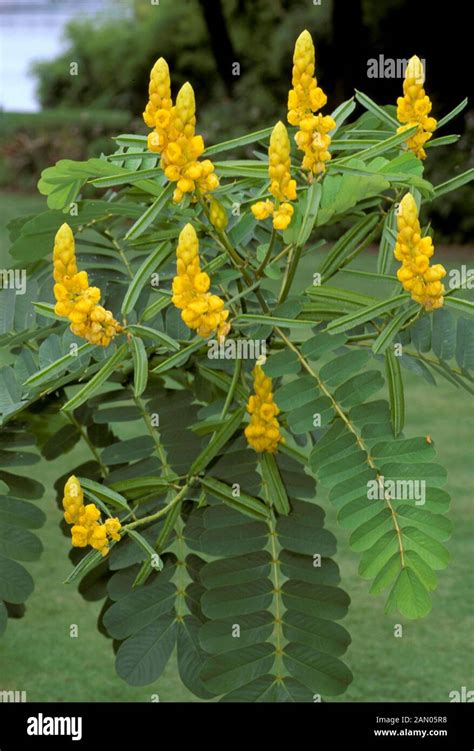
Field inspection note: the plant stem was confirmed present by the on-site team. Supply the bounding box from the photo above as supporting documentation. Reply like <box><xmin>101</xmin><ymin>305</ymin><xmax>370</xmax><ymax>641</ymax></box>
<box><xmin>276</xmin><ymin>327</ymin><xmax>406</xmax><ymax>567</ymax></box>
<box><xmin>220</xmin><ymin>358</ymin><xmax>242</xmax><ymax>419</ymax></box>
<box><xmin>256</xmin><ymin>228</ymin><xmax>277</xmax><ymax>277</ymax></box>
<box><xmin>133</xmin><ymin>394</ymin><xmax>172</xmax><ymax>475</ymax></box>
<box><xmin>122</xmin><ymin>482</ymin><xmax>189</xmax><ymax>532</ymax></box>
<box><xmin>268</xmin><ymin>517</ymin><xmax>285</xmax><ymax>679</ymax></box>
<box><xmin>102</xmin><ymin>229</ymin><xmax>134</xmax><ymax>279</ymax></box>
<box><xmin>65</xmin><ymin>412</ymin><xmax>109</xmax><ymax>477</ymax></box>
<box><xmin>278</xmin><ymin>242</ymin><xmax>302</xmax><ymax>304</ymax></box>
<box><xmin>197</xmin><ymin>193</ymin><xmax>270</xmax><ymax>314</ymax></box>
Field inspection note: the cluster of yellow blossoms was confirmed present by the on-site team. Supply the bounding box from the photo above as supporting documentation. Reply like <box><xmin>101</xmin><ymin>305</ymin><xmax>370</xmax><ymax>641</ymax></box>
<box><xmin>172</xmin><ymin>223</ymin><xmax>230</xmax><ymax>339</ymax></box>
<box><xmin>395</xmin><ymin>193</ymin><xmax>446</xmax><ymax>310</ymax></box>
<box><xmin>53</xmin><ymin>224</ymin><xmax>123</xmax><ymax>347</ymax></box>
<box><xmin>143</xmin><ymin>57</ymin><xmax>219</xmax><ymax>203</ymax></box>
<box><xmin>252</xmin><ymin>121</ymin><xmax>297</xmax><ymax>231</ymax></box>
<box><xmin>62</xmin><ymin>476</ymin><xmax>122</xmax><ymax>557</ymax></box>
<box><xmin>287</xmin><ymin>30</ymin><xmax>336</xmax><ymax>177</ymax></box>
<box><xmin>245</xmin><ymin>364</ymin><xmax>283</xmax><ymax>453</ymax></box>
<box><xmin>397</xmin><ymin>55</ymin><xmax>437</xmax><ymax>160</ymax></box>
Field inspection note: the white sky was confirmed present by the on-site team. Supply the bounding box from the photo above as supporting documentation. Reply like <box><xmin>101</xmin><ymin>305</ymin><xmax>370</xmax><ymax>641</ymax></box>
<box><xmin>0</xmin><ymin>2</ymin><xmax>130</xmax><ymax>112</ymax></box>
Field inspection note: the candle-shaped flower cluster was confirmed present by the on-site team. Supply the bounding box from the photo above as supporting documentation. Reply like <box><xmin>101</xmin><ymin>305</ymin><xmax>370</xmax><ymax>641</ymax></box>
<box><xmin>287</xmin><ymin>30</ymin><xmax>336</xmax><ymax>177</ymax></box>
<box><xmin>143</xmin><ymin>58</ymin><xmax>219</xmax><ymax>203</ymax></box>
<box><xmin>171</xmin><ymin>223</ymin><xmax>230</xmax><ymax>339</ymax></box>
<box><xmin>53</xmin><ymin>224</ymin><xmax>123</xmax><ymax>347</ymax></box>
<box><xmin>251</xmin><ymin>121</ymin><xmax>297</xmax><ymax>230</ymax></box>
<box><xmin>396</xmin><ymin>55</ymin><xmax>437</xmax><ymax>160</ymax></box>
<box><xmin>395</xmin><ymin>193</ymin><xmax>446</xmax><ymax>310</ymax></box>
<box><xmin>245</xmin><ymin>364</ymin><xmax>283</xmax><ymax>453</ymax></box>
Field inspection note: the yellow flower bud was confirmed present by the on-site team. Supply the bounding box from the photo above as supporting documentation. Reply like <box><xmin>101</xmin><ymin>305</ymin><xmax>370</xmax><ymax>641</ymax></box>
<box><xmin>209</xmin><ymin>198</ymin><xmax>228</xmax><ymax>231</ymax></box>
<box><xmin>396</xmin><ymin>55</ymin><xmax>436</xmax><ymax>160</ymax></box>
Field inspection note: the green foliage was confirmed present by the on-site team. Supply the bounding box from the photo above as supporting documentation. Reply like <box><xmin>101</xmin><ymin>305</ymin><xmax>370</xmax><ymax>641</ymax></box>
<box><xmin>0</xmin><ymin>62</ymin><xmax>472</xmax><ymax>702</ymax></box>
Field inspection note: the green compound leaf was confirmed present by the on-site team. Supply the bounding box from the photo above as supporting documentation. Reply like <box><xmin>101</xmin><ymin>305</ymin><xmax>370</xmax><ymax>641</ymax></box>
<box><xmin>125</xmin><ymin>183</ymin><xmax>175</xmax><ymax>241</ymax></box>
<box><xmin>0</xmin><ymin>553</ymin><xmax>34</xmax><ymax>604</ymax></box>
<box><xmin>297</xmin><ymin>182</ymin><xmax>322</xmax><ymax>247</ymax></box>
<box><xmin>115</xmin><ymin>614</ymin><xmax>177</xmax><ymax>686</ymax></box>
<box><xmin>189</xmin><ymin>408</ymin><xmax>245</xmax><ymax>475</ymax></box>
<box><xmin>78</xmin><ymin>477</ymin><xmax>131</xmax><ymax>512</ymax></box>
<box><xmin>62</xmin><ymin>344</ymin><xmax>128</xmax><ymax>412</ymax></box>
<box><xmin>259</xmin><ymin>453</ymin><xmax>290</xmax><ymax>516</ymax></box>
<box><xmin>130</xmin><ymin>335</ymin><xmax>149</xmax><ymax>398</ymax></box>
<box><xmin>200</xmin><ymin>476</ymin><xmax>271</xmax><ymax>521</ymax></box>
<box><xmin>354</xmin><ymin>90</ymin><xmax>399</xmax><ymax>127</ymax></box>
<box><xmin>121</xmin><ymin>242</ymin><xmax>172</xmax><ymax>315</ymax></box>
<box><xmin>185</xmin><ymin>499</ymin><xmax>352</xmax><ymax>701</ymax></box>
<box><xmin>385</xmin><ymin>348</ymin><xmax>405</xmax><ymax>437</ymax></box>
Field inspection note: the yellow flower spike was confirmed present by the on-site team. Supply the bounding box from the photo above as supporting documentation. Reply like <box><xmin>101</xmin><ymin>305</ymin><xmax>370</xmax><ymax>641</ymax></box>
<box><xmin>251</xmin><ymin>121</ymin><xmax>296</xmax><ymax>231</ymax></box>
<box><xmin>53</xmin><ymin>223</ymin><xmax>78</xmax><ymax>283</ymax></box>
<box><xmin>397</xmin><ymin>55</ymin><xmax>437</xmax><ymax>160</ymax></box>
<box><xmin>52</xmin><ymin>225</ymin><xmax>123</xmax><ymax>347</ymax></box>
<box><xmin>288</xmin><ymin>30</ymin><xmax>327</xmax><ymax>126</ymax></box>
<box><xmin>142</xmin><ymin>60</ymin><xmax>219</xmax><ymax>202</ymax></box>
<box><xmin>148</xmin><ymin>80</ymin><xmax>219</xmax><ymax>203</ymax></box>
<box><xmin>143</xmin><ymin>57</ymin><xmax>173</xmax><ymax>154</ymax></box>
<box><xmin>171</xmin><ymin>223</ymin><xmax>230</xmax><ymax>340</ymax></box>
<box><xmin>394</xmin><ymin>193</ymin><xmax>446</xmax><ymax>311</ymax></box>
<box><xmin>268</xmin><ymin>121</ymin><xmax>297</xmax><ymax>203</ymax></box>
<box><xmin>245</xmin><ymin>364</ymin><xmax>283</xmax><ymax>453</ymax></box>
<box><xmin>287</xmin><ymin>30</ymin><xmax>335</xmax><ymax>177</ymax></box>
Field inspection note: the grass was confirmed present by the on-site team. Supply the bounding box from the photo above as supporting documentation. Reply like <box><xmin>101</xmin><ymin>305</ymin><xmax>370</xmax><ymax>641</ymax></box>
<box><xmin>0</xmin><ymin>193</ymin><xmax>473</xmax><ymax>702</ymax></box>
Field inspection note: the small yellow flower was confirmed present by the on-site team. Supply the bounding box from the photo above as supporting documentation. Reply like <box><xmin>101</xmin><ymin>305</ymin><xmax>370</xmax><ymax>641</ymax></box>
<box><xmin>105</xmin><ymin>517</ymin><xmax>122</xmax><ymax>542</ymax></box>
<box><xmin>245</xmin><ymin>365</ymin><xmax>283</xmax><ymax>453</ymax></box>
<box><xmin>394</xmin><ymin>193</ymin><xmax>445</xmax><ymax>310</ymax></box>
<box><xmin>396</xmin><ymin>55</ymin><xmax>437</xmax><ymax>160</ymax></box>
<box><xmin>251</xmin><ymin>200</ymin><xmax>274</xmax><ymax>221</ymax></box>
<box><xmin>89</xmin><ymin>524</ymin><xmax>110</xmax><ymax>556</ymax></box>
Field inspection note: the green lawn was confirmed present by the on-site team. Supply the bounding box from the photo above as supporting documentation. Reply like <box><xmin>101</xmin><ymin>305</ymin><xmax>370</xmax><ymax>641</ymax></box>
<box><xmin>0</xmin><ymin>193</ymin><xmax>472</xmax><ymax>702</ymax></box>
